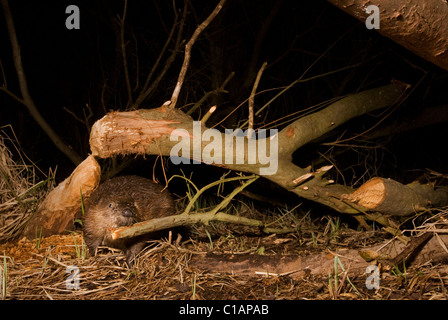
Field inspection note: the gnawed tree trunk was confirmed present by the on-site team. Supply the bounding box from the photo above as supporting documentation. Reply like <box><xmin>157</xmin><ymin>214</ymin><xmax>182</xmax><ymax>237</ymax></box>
<box><xmin>89</xmin><ymin>82</ymin><xmax>409</xmax><ymax>217</ymax></box>
<box><xmin>328</xmin><ymin>0</ymin><xmax>448</xmax><ymax>72</ymax></box>
<box><xmin>342</xmin><ymin>177</ymin><xmax>448</xmax><ymax>216</ymax></box>
<box><xmin>23</xmin><ymin>155</ymin><xmax>101</xmax><ymax>238</ymax></box>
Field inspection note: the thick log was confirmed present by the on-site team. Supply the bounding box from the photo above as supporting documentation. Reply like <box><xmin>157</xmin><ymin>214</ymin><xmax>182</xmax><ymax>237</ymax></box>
<box><xmin>342</xmin><ymin>177</ymin><xmax>448</xmax><ymax>216</ymax></box>
<box><xmin>23</xmin><ymin>155</ymin><xmax>101</xmax><ymax>238</ymax></box>
<box><xmin>328</xmin><ymin>0</ymin><xmax>448</xmax><ymax>71</ymax></box>
<box><xmin>190</xmin><ymin>233</ymin><xmax>448</xmax><ymax>278</ymax></box>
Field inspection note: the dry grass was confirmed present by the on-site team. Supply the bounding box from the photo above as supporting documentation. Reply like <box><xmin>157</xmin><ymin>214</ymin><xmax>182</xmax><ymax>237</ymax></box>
<box><xmin>1</xmin><ymin>230</ymin><xmax>448</xmax><ymax>300</ymax></box>
<box><xmin>0</xmin><ymin>126</ymin><xmax>55</xmax><ymax>242</ymax></box>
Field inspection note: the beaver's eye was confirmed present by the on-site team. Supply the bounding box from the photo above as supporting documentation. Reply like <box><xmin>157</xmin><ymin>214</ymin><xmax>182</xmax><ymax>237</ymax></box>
<box><xmin>108</xmin><ymin>203</ymin><xmax>114</xmax><ymax>208</ymax></box>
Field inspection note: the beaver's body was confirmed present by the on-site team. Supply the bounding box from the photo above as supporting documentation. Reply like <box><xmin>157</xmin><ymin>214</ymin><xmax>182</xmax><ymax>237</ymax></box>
<box><xmin>82</xmin><ymin>175</ymin><xmax>175</xmax><ymax>266</ymax></box>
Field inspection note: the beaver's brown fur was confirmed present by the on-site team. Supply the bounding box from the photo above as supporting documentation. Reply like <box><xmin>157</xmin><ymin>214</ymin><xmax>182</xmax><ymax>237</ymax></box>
<box><xmin>82</xmin><ymin>175</ymin><xmax>175</xmax><ymax>266</ymax></box>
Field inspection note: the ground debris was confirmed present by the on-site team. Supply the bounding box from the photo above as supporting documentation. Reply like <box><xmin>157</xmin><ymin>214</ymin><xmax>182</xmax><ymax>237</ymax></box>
<box><xmin>0</xmin><ymin>230</ymin><xmax>447</xmax><ymax>300</ymax></box>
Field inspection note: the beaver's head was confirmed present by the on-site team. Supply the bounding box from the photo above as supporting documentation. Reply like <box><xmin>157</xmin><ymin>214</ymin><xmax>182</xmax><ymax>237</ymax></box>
<box><xmin>98</xmin><ymin>197</ymin><xmax>138</xmax><ymax>227</ymax></box>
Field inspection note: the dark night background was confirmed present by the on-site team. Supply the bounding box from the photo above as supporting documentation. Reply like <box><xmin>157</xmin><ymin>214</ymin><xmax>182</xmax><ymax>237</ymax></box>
<box><xmin>1</xmin><ymin>0</ymin><xmax>448</xmax><ymax>188</ymax></box>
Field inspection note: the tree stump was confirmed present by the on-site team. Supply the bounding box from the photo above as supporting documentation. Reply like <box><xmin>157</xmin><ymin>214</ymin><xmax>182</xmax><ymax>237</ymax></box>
<box><xmin>23</xmin><ymin>155</ymin><xmax>101</xmax><ymax>238</ymax></box>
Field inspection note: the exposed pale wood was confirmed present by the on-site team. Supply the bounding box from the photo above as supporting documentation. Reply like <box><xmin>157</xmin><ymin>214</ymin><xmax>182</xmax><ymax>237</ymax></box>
<box><xmin>342</xmin><ymin>177</ymin><xmax>448</xmax><ymax>216</ymax></box>
<box><xmin>23</xmin><ymin>155</ymin><xmax>101</xmax><ymax>238</ymax></box>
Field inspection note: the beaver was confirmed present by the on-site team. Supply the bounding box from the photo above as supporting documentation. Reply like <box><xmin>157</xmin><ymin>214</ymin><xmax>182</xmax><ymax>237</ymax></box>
<box><xmin>82</xmin><ymin>175</ymin><xmax>176</xmax><ymax>266</ymax></box>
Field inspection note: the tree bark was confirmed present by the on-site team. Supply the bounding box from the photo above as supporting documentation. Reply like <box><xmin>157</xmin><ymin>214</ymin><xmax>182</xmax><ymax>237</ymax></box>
<box><xmin>189</xmin><ymin>233</ymin><xmax>448</xmax><ymax>278</ymax></box>
<box><xmin>328</xmin><ymin>0</ymin><xmax>448</xmax><ymax>72</ymax></box>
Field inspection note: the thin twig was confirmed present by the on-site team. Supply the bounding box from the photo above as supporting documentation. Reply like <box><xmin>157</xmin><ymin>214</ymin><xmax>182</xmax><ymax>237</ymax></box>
<box><xmin>133</xmin><ymin>2</ymin><xmax>182</xmax><ymax>107</ymax></box>
<box><xmin>169</xmin><ymin>0</ymin><xmax>226</xmax><ymax>109</ymax></box>
<box><xmin>0</xmin><ymin>86</ymin><xmax>24</xmax><ymax>104</ymax></box>
<box><xmin>186</xmin><ymin>71</ymin><xmax>234</xmax><ymax>116</ymax></box>
<box><xmin>133</xmin><ymin>2</ymin><xmax>188</xmax><ymax>107</ymax></box>
<box><xmin>118</xmin><ymin>0</ymin><xmax>133</xmax><ymax>108</ymax></box>
<box><xmin>248</xmin><ymin>62</ymin><xmax>267</xmax><ymax>131</ymax></box>
<box><xmin>200</xmin><ymin>105</ymin><xmax>217</xmax><ymax>125</ymax></box>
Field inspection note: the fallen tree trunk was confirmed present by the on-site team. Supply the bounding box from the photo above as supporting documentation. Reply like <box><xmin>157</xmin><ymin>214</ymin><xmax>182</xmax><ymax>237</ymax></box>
<box><xmin>189</xmin><ymin>233</ymin><xmax>448</xmax><ymax>278</ymax></box>
<box><xmin>342</xmin><ymin>177</ymin><xmax>448</xmax><ymax>216</ymax></box>
<box><xmin>328</xmin><ymin>0</ymin><xmax>448</xmax><ymax>72</ymax></box>
<box><xmin>90</xmin><ymin>82</ymin><xmax>408</xmax><ymax>216</ymax></box>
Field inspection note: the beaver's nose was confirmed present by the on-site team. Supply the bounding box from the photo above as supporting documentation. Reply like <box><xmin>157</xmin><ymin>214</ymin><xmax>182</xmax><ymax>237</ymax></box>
<box><xmin>122</xmin><ymin>208</ymin><xmax>134</xmax><ymax>217</ymax></box>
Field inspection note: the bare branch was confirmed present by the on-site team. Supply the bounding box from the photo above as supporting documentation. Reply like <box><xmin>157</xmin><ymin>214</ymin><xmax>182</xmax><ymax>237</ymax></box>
<box><xmin>277</xmin><ymin>82</ymin><xmax>409</xmax><ymax>157</ymax></box>
<box><xmin>133</xmin><ymin>1</ymin><xmax>188</xmax><ymax>107</ymax></box>
<box><xmin>169</xmin><ymin>0</ymin><xmax>226</xmax><ymax>109</ymax></box>
<box><xmin>0</xmin><ymin>86</ymin><xmax>24</xmax><ymax>104</ymax></box>
<box><xmin>186</xmin><ymin>71</ymin><xmax>234</xmax><ymax>116</ymax></box>
<box><xmin>248</xmin><ymin>62</ymin><xmax>267</xmax><ymax>131</ymax></box>
<box><xmin>200</xmin><ymin>105</ymin><xmax>216</xmax><ymax>125</ymax></box>
<box><xmin>118</xmin><ymin>0</ymin><xmax>133</xmax><ymax>107</ymax></box>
